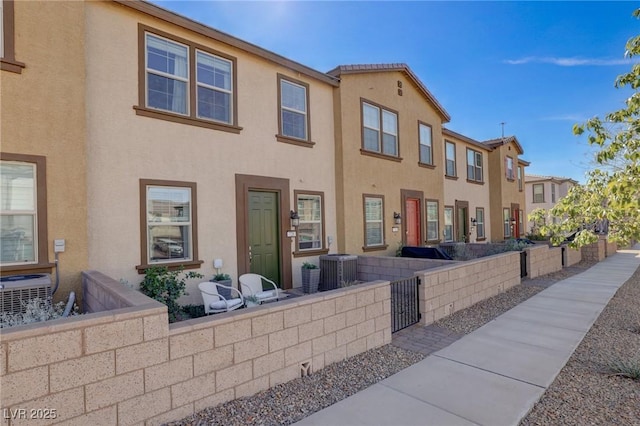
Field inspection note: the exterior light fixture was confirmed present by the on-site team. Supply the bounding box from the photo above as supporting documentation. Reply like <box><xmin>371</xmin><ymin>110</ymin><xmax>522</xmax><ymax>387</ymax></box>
<box><xmin>470</xmin><ymin>218</ymin><xmax>477</xmax><ymax>226</ymax></box>
<box><xmin>290</xmin><ymin>210</ymin><xmax>300</xmax><ymax>228</ymax></box>
<box><xmin>393</xmin><ymin>212</ymin><xmax>402</xmax><ymax>225</ymax></box>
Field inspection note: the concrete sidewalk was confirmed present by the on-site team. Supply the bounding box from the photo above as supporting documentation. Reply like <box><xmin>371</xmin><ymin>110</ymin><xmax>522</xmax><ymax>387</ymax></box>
<box><xmin>295</xmin><ymin>246</ymin><xmax>640</xmax><ymax>426</ymax></box>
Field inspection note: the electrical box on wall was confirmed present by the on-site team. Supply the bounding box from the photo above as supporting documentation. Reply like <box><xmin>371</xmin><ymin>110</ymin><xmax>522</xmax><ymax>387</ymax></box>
<box><xmin>54</xmin><ymin>239</ymin><xmax>65</xmax><ymax>253</ymax></box>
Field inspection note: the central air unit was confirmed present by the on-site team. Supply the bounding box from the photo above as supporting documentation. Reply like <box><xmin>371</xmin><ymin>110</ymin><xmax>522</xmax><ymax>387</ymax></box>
<box><xmin>319</xmin><ymin>254</ymin><xmax>358</xmax><ymax>291</ymax></box>
<box><xmin>0</xmin><ymin>274</ymin><xmax>52</xmax><ymax>314</ymax></box>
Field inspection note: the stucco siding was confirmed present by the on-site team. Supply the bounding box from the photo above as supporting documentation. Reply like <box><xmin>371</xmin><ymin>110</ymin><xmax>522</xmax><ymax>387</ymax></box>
<box><xmin>84</xmin><ymin>2</ymin><xmax>337</xmax><ymax>302</ymax></box>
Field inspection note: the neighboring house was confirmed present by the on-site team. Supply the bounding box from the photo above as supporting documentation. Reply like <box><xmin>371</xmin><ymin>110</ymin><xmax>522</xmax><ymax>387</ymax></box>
<box><xmin>525</xmin><ymin>174</ymin><xmax>578</xmax><ymax>233</ymax></box>
<box><xmin>83</xmin><ymin>0</ymin><xmax>339</xmax><ymax>302</ymax></box>
<box><xmin>328</xmin><ymin>64</ymin><xmax>451</xmax><ymax>255</ymax></box>
<box><xmin>0</xmin><ymin>1</ymin><xmax>89</xmax><ymax>302</ymax></box>
<box><xmin>483</xmin><ymin>136</ymin><xmax>530</xmax><ymax>241</ymax></box>
<box><xmin>442</xmin><ymin>129</ymin><xmax>492</xmax><ymax>243</ymax></box>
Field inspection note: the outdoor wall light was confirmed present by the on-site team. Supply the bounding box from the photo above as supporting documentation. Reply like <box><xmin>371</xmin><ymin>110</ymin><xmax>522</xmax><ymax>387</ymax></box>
<box><xmin>393</xmin><ymin>212</ymin><xmax>402</xmax><ymax>225</ymax></box>
<box><xmin>290</xmin><ymin>210</ymin><xmax>300</xmax><ymax>228</ymax></box>
<box><xmin>470</xmin><ymin>218</ymin><xmax>477</xmax><ymax>226</ymax></box>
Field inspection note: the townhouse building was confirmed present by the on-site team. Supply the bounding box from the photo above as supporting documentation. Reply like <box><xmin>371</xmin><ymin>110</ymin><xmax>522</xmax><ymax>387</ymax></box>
<box><xmin>1</xmin><ymin>0</ymin><xmax>531</xmax><ymax>304</ymax></box>
<box><xmin>328</xmin><ymin>64</ymin><xmax>450</xmax><ymax>256</ymax></box>
<box><xmin>525</xmin><ymin>174</ymin><xmax>578</xmax><ymax>233</ymax></box>
<box><xmin>441</xmin><ymin>129</ymin><xmax>493</xmax><ymax>243</ymax></box>
<box><xmin>484</xmin><ymin>136</ymin><xmax>529</xmax><ymax>240</ymax></box>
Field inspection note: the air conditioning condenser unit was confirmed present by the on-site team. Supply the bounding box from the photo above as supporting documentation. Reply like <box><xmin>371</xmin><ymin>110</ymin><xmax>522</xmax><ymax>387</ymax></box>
<box><xmin>0</xmin><ymin>274</ymin><xmax>52</xmax><ymax>314</ymax></box>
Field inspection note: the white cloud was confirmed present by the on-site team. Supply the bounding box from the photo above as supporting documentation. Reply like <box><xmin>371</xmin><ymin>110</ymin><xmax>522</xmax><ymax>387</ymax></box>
<box><xmin>504</xmin><ymin>56</ymin><xmax>632</xmax><ymax>66</ymax></box>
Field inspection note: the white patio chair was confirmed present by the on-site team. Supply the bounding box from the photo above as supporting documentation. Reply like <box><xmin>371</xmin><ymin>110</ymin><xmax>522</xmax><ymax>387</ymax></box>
<box><xmin>198</xmin><ymin>282</ymin><xmax>244</xmax><ymax>314</ymax></box>
<box><xmin>239</xmin><ymin>273</ymin><xmax>279</xmax><ymax>304</ymax></box>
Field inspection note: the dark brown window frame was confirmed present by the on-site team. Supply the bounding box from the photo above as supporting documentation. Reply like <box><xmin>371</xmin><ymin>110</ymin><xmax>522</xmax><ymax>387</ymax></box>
<box><xmin>0</xmin><ymin>153</ymin><xmax>52</xmax><ymax>274</ymax></box>
<box><xmin>360</xmin><ymin>98</ymin><xmax>401</xmax><ymax>161</ymax></box>
<box><xmin>276</xmin><ymin>74</ymin><xmax>315</xmax><ymax>148</ymax></box>
<box><xmin>136</xmin><ymin>179</ymin><xmax>203</xmax><ymax>273</ymax></box>
<box><xmin>1</xmin><ymin>0</ymin><xmax>25</xmax><ymax>74</ymax></box>
<box><xmin>362</xmin><ymin>193</ymin><xmax>388</xmax><ymax>251</ymax></box>
<box><xmin>135</xmin><ymin>24</ymin><xmax>242</xmax><ymax>134</ymax></box>
<box><xmin>418</xmin><ymin>121</ymin><xmax>434</xmax><ymax>166</ymax></box>
<box><xmin>532</xmin><ymin>183</ymin><xmax>545</xmax><ymax>203</ymax></box>
<box><xmin>444</xmin><ymin>140</ymin><xmax>457</xmax><ymax>178</ymax></box>
<box><xmin>466</xmin><ymin>148</ymin><xmax>483</xmax><ymax>183</ymax></box>
<box><xmin>293</xmin><ymin>190</ymin><xmax>329</xmax><ymax>257</ymax></box>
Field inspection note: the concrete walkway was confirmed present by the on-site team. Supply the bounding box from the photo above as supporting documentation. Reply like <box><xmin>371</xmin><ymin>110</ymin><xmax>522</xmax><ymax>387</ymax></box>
<box><xmin>295</xmin><ymin>246</ymin><xmax>640</xmax><ymax>426</ymax></box>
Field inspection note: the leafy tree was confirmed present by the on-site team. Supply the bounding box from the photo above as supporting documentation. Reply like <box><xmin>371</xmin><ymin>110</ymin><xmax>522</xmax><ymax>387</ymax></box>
<box><xmin>532</xmin><ymin>10</ymin><xmax>640</xmax><ymax>248</ymax></box>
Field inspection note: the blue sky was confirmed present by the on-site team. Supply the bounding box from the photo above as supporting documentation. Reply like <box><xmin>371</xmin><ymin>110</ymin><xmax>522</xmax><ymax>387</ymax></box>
<box><xmin>152</xmin><ymin>1</ymin><xmax>638</xmax><ymax>183</ymax></box>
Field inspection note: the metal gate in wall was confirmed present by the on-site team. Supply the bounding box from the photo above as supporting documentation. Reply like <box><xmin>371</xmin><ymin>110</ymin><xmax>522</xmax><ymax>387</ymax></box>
<box><xmin>391</xmin><ymin>276</ymin><xmax>421</xmax><ymax>333</ymax></box>
<box><xmin>520</xmin><ymin>251</ymin><xmax>528</xmax><ymax>278</ymax></box>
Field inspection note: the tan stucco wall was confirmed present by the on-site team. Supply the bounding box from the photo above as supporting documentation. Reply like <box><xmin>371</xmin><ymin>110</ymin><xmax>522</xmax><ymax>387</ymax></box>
<box><xmin>84</xmin><ymin>2</ymin><xmax>337</xmax><ymax>303</ymax></box>
<box><xmin>443</xmin><ymin>136</ymin><xmax>492</xmax><ymax>242</ymax></box>
<box><xmin>487</xmin><ymin>142</ymin><xmax>526</xmax><ymax>241</ymax></box>
<box><xmin>0</xmin><ymin>1</ymin><xmax>88</xmax><ymax>301</ymax></box>
<box><xmin>525</xmin><ymin>179</ymin><xmax>574</xmax><ymax>232</ymax></box>
<box><xmin>334</xmin><ymin>71</ymin><xmax>446</xmax><ymax>255</ymax></box>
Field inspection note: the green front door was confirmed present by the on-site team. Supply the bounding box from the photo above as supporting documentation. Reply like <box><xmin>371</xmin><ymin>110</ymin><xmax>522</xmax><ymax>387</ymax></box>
<box><xmin>248</xmin><ymin>191</ymin><xmax>281</xmax><ymax>285</ymax></box>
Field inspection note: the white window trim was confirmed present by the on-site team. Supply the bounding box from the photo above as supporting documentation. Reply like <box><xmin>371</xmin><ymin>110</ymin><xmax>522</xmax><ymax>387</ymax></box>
<box><xmin>280</xmin><ymin>79</ymin><xmax>308</xmax><ymax>140</ymax></box>
<box><xmin>295</xmin><ymin>191</ymin><xmax>324</xmax><ymax>253</ymax></box>
<box><xmin>364</xmin><ymin>195</ymin><xmax>385</xmax><ymax>248</ymax></box>
<box><xmin>145</xmin><ymin>33</ymin><xmax>190</xmax><ymax>116</ymax></box>
<box><xmin>195</xmin><ymin>49</ymin><xmax>234</xmax><ymax>124</ymax></box>
<box><xmin>419</xmin><ymin>123</ymin><xmax>433</xmax><ymax>165</ymax></box>
<box><xmin>362</xmin><ymin>101</ymin><xmax>399</xmax><ymax>157</ymax></box>
<box><xmin>445</xmin><ymin>141</ymin><xmax>456</xmax><ymax>177</ymax></box>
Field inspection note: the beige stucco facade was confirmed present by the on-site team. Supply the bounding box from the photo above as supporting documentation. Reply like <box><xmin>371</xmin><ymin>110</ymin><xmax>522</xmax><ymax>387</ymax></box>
<box><xmin>331</xmin><ymin>66</ymin><xmax>449</xmax><ymax>256</ymax></box>
<box><xmin>525</xmin><ymin>175</ymin><xmax>577</xmax><ymax>232</ymax></box>
<box><xmin>442</xmin><ymin>129</ymin><xmax>492</xmax><ymax>243</ymax></box>
<box><xmin>486</xmin><ymin>137</ymin><xmax>528</xmax><ymax>241</ymax></box>
<box><xmin>0</xmin><ymin>1</ymin><xmax>88</xmax><ymax>302</ymax></box>
<box><xmin>84</xmin><ymin>1</ymin><xmax>338</xmax><ymax>303</ymax></box>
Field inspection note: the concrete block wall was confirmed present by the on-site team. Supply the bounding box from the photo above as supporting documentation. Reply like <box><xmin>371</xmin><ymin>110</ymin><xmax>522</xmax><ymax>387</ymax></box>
<box><xmin>357</xmin><ymin>255</ymin><xmax>456</xmax><ymax>282</ymax></box>
<box><xmin>581</xmin><ymin>237</ymin><xmax>606</xmax><ymax>262</ymax></box>
<box><xmin>0</xmin><ymin>276</ymin><xmax>391</xmax><ymax>425</ymax></box>
<box><xmin>417</xmin><ymin>251</ymin><xmax>521</xmax><ymax>325</ymax></box>
<box><xmin>563</xmin><ymin>245</ymin><xmax>582</xmax><ymax>267</ymax></box>
<box><xmin>83</xmin><ymin>271</ymin><xmax>153</xmax><ymax>313</ymax></box>
<box><xmin>525</xmin><ymin>244</ymin><xmax>563</xmax><ymax>279</ymax></box>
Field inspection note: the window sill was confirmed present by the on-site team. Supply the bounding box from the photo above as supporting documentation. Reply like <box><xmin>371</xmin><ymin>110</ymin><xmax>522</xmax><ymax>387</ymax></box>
<box><xmin>418</xmin><ymin>162</ymin><xmax>436</xmax><ymax>169</ymax></box>
<box><xmin>134</xmin><ymin>106</ymin><xmax>243</xmax><ymax>134</ymax></box>
<box><xmin>360</xmin><ymin>149</ymin><xmax>402</xmax><ymax>163</ymax></box>
<box><xmin>506</xmin><ymin>178</ymin><xmax>515</xmax><ymax>182</ymax></box>
<box><xmin>0</xmin><ymin>58</ymin><xmax>26</xmax><ymax>74</ymax></box>
<box><xmin>445</xmin><ymin>175</ymin><xmax>458</xmax><ymax>181</ymax></box>
<box><xmin>425</xmin><ymin>239</ymin><xmax>440</xmax><ymax>245</ymax></box>
<box><xmin>466</xmin><ymin>179</ymin><xmax>485</xmax><ymax>185</ymax></box>
<box><xmin>0</xmin><ymin>263</ymin><xmax>55</xmax><ymax>275</ymax></box>
<box><xmin>362</xmin><ymin>244</ymin><xmax>388</xmax><ymax>252</ymax></box>
<box><xmin>476</xmin><ymin>237</ymin><xmax>487</xmax><ymax>242</ymax></box>
<box><xmin>136</xmin><ymin>259</ymin><xmax>204</xmax><ymax>274</ymax></box>
<box><xmin>293</xmin><ymin>248</ymin><xmax>329</xmax><ymax>258</ymax></box>
<box><xmin>276</xmin><ymin>134</ymin><xmax>316</xmax><ymax>148</ymax></box>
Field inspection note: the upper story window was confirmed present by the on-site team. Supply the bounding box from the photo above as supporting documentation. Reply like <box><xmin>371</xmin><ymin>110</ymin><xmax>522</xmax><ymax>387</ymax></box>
<box><xmin>426</xmin><ymin>200</ymin><xmax>439</xmax><ymax>242</ymax></box>
<box><xmin>551</xmin><ymin>183</ymin><xmax>556</xmax><ymax>203</ymax></box>
<box><xmin>505</xmin><ymin>156</ymin><xmax>515</xmax><ymax>180</ymax></box>
<box><xmin>445</xmin><ymin>141</ymin><xmax>456</xmax><ymax>177</ymax></box>
<box><xmin>278</xmin><ymin>75</ymin><xmax>312</xmax><ymax>145</ymax></box>
<box><xmin>138</xmin><ymin>179</ymin><xmax>202</xmax><ymax>271</ymax></box>
<box><xmin>0</xmin><ymin>0</ymin><xmax>25</xmax><ymax>74</ymax></box>
<box><xmin>466</xmin><ymin>148</ymin><xmax>483</xmax><ymax>182</ymax></box>
<box><xmin>362</xmin><ymin>100</ymin><xmax>398</xmax><ymax>157</ymax></box>
<box><xmin>295</xmin><ymin>191</ymin><xmax>327</xmax><ymax>255</ymax></box>
<box><xmin>363</xmin><ymin>195</ymin><xmax>386</xmax><ymax>249</ymax></box>
<box><xmin>418</xmin><ymin>122</ymin><xmax>433</xmax><ymax>165</ymax></box>
<box><xmin>518</xmin><ymin>166</ymin><xmax>523</xmax><ymax>191</ymax></box>
<box><xmin>136</xmin><ymin>25</ymin><xmax>240</xmax><ymax>134</ymax></box>
<box><xmin>1</xmin><ymin>153</ymin><xmax>48</xmax><ymax>271</ymax></box>
<box><xmin>533</xmin><ymin>183</ymin><xmax>544</xmax><ymax>203</ymax></box>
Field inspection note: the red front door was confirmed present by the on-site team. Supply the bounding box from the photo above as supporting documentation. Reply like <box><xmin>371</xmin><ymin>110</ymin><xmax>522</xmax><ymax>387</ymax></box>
<box><xmin>405</xmin><ymin>198</ymin><xmax>421</xmax><ymax>246</ymax></box>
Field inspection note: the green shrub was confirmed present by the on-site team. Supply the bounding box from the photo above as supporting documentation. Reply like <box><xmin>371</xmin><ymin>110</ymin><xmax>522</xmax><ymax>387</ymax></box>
<box><xmin>302</xmin><ymin>262</ymin><xmax>318</xmax><ymax>269</ymax></box>
<box><xmin>608</xmin><ymin>358</ymin><xmax>640</xmax><ymax>380</ymax></box>
<box><xmin>140</xmin><ymin>266</ymin><xmax>203</xmax><ymax>322</ymax></box>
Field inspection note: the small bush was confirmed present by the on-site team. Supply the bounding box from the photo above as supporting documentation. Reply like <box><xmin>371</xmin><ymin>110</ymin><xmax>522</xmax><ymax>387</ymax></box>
<box><xmin>0</xmin><ymin>297</ymin><xmax>78</xmax><ymax>329</ymax></box>
<box><xmin>608</xmin><ymin>358</ymin><xmax>640</xmax><ymax>380</ymax></box>
<box><xmin>181</xmin><ymin>304</ymin><xmax>206</xmax><ymax>319</ymax></box>
<box><xmin>140</xmin><ymin>266</ymin><xmax>203</xmax><ymax>323</ymax></box>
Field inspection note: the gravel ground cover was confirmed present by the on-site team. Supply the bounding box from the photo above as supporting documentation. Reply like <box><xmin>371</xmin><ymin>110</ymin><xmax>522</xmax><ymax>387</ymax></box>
<box><xmin>521</xmin><ymin>265</ymin><xmax>640</xmax><ymax>426</ymax></box>
<box><xmin>167</xmin><ymin>260</ymin><xmax>637</xmax><ymax>425</ymax></box>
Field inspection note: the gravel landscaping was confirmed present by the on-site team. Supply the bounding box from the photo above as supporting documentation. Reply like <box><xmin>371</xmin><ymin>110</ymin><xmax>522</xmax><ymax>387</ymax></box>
<box><xmin>167</xmin><ymin>260</ymin><xmax>639</xmax><ymax>426</ymax></box>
